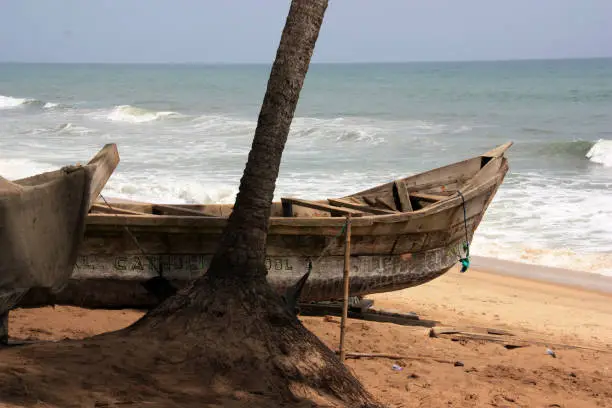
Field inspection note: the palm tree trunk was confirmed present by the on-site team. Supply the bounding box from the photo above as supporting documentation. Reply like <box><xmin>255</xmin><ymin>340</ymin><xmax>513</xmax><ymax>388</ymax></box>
<box><xmin>206</xmin><ymin>0</ymin><xmax>327</xmax><ymax>281</ymax></box>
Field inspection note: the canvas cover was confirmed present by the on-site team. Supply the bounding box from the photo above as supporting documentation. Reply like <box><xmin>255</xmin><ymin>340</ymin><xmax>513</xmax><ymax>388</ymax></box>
<box><xmin>0</xmin><ymin>166</ymin><xmax>93</xmax><ymax>314</ymax></box>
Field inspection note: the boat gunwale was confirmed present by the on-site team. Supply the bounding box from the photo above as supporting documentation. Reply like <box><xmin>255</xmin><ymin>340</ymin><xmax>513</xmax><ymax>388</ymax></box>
<box><xmin>87</xmin><ymin>143</ymin><xmax>511</xmax><ymax>229</ymax></box>
<box><xmin>87</xmin><ymin>161</ymin><xmax>507</xmax><ymax>229</ymax></box>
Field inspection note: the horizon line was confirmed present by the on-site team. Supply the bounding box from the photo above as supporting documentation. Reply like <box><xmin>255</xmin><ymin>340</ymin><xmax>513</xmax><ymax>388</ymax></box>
<box><xmin>0</xmin><ymin>56</ymin><xmax>611</xmax><ymax>66</ymax></box>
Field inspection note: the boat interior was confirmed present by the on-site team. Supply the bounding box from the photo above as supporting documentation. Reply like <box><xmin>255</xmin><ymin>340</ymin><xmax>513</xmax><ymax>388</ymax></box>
<box><xmin>91</xmin><ymin>143</ymin><xmax>511</xmax><ymax>219</ymax></box>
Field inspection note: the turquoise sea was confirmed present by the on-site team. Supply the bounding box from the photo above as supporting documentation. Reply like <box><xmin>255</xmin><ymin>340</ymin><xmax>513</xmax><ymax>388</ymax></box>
<box><xmin>1</xmin><ymin>58</ymin><xmax>611</xmax><ymax>275</ymax></box>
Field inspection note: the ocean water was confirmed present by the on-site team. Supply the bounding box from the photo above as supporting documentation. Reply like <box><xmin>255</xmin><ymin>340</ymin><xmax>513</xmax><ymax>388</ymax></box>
<box><xmin>1</xmin><ymin>59</ymin><xmax>611</xmax><ymax>276</ymax></box>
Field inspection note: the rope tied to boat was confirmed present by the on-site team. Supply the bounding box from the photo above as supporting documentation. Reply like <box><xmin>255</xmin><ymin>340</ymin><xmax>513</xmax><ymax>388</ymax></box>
<box><xmin>98</xmin><ymin>194</ymin><xmax>164</xmax><ymax>278</ymax></box>
<box><xmin>306</xmin><ymin>218</ymin><xmax>348</xmax><ymax>275</ymax></box>
<box><xmin>456</xmin><ymin>190</ymin><xmax>470</xmax><ymax>273</ymax></box>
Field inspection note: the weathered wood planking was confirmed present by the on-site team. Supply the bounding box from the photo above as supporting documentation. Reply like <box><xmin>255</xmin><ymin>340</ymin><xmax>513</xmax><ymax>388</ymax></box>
<box><xmin>409</xmin><ymin>191</ymin><xmax>448</xmax><ymax>202</ymax></box>
<box><xmin>327</xmin><ymin>198</ymin><xmax>398</xmax><ymax>215</ymax></box>
<box><xmin>152</xmin><ymin>204</ymin><xmax>217</xmax><ymax>217</ymax></box>
<box><xmin>281</xmin><ymin>197</ymin><xmax>364</xmax><ymax>217</ymax></box>
<box><xmin>19</xmin><ymin>242</ymin><xmax>463</xmax><ymax>309</ymax></box>
<box><xmin>393</xmin><ymin>180</ymin><xmax>413</xmax><ymax>212</ymax></box>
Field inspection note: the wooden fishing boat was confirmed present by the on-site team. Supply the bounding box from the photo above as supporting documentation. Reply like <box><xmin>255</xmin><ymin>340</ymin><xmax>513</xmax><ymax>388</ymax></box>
<box><xmin>19</xmin><ymin>142</ymin><xmax>511</xmax><ymax>310</ymax></box>
<box><xmin>1</xmin><ymin>144</ymin><xmax>119</xmax><ymax>341</ymax></box>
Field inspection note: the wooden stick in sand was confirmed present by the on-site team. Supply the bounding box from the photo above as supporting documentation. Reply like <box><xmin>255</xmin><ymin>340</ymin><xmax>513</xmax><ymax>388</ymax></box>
<box><xmin>342</xmin><ymin>352</ymin><xmax>456</xmax><ymax>365</ymax></box>
<box><xmin>339</xmin><ymin>214</ymin><xmax>352</xmax><ymax>362</ymax></box>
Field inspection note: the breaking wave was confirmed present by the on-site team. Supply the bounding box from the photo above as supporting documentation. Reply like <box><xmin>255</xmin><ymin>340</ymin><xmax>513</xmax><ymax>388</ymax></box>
<box><xmin>537</xmin><ymin>139</ymin><xmax>594</xmax><ymax>157</ymax></box>
<box><xmin>535</xmin><ymin>139</ymin><xmax>612</xmax><ymax>166</ymax></box>
<box><xmin>0</xmin><ymin>94</ymin><xmax>43</xmax><ymax>109</ymax></box>
<box><xmin>586</xmin><ymin>139</ymin><xmax>612</xmax><ymax>167</ymax></box>
<box><xmin>43</xmin><ymin>102</ymin><xmax>61</xmax><ymax>109</ymax></box>
<box><xmin>0</xmin><ymin>94</ymin><xmax>66</xmax><ymax>110</ymax></box>
<box><xmin>107</xmin><ymin>105</ymin><xmax>184</xmax><ymax>123</ymax></box>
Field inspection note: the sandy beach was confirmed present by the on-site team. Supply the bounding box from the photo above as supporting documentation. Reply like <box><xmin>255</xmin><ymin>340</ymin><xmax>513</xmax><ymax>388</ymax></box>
<box><xmin>2</xmin><ymin>261</ymin><xmax>612</xmax><ymax>407</ymax></box>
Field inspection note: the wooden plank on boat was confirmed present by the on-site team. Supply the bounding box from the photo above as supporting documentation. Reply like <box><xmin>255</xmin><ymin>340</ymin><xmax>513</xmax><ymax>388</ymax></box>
<box><xmin>327</xmin><ymin>198</ymin><xmax>398</xmax><ymax>215</ymax></box>
<box><xmin>84</xmin><ymin>144</ymin><xmax>121</xmax><ymax>209</ymax></box>
<box><xmin>152</xmin><ymin>204</ymin><xmax>216</xmax><ymax>217</ymax></box>
<box><xmin>281</xmin><ymin>198</ymin><xmax>364</xmax><ymax>217</ymax></box>
<box><xmin>480</xmin><ymin>142</ymin><xmax>514</xmax><ymax>168</ymax></box>
<box><xmin>90</xmin><ymin>203</ymin><xmax>149</xmax><ymax>216</ymax></box>
<box><xmin>393</xmin><ymin>180</ymin><xmax>413</xmax><ymax>212</ymax></box>
<box><xmin>282</xmin><ymin>198</ymin><xmax>293</xmax><ymax>217</ymax></box>
<box><xmin>361</xmin><ymin>196</ymin><xmax>377</xmax><ymax>207</ymax></box>
<box><xmin>0</xmin><ymin>177</ymin><xmax>21</xmax><ymax>193</ymax></box>
<box><xmin>409</xmin><ymin>192</ymin><xmax>448</xmax><ymax>202</ymax></box>
<box><xmin>482</xmin><ymin>141</ymin><xmax>513</xmax><ymax>158</ymax></box>
<box><xmin>361</xmin><ymin>196</ymin><xmax>382</xmax><ymax>211</ymax></box>
<box><xmin>375</xmin><ymin>197</ymin><xmax>396</xmax><ymax>211</ymax></box>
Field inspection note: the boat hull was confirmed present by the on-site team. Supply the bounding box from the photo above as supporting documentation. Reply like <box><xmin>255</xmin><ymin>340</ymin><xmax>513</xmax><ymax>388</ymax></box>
<box><xmin>18</xmin><ymin>241</ymin><xmax>463</xmax><ymax>309</ymax></box>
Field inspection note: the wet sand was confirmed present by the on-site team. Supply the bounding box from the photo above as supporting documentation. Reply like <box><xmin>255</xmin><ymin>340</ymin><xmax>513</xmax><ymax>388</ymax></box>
<box><xmin>3</xmin><ymin>262</ymin><xmax>612</xmax><ymax>407</ymax></box>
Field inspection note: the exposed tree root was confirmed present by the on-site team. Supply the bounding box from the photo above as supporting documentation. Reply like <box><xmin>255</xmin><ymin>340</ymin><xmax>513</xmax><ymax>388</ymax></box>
<box><xmin>123</xmin><ymin>275</ymin><xmax>383</xmax><ymax>407</ymax></box>
<box><xmin>0</xmin><ymin>276</ymin><xmax>383</xmax><ymax>407</ymax></box>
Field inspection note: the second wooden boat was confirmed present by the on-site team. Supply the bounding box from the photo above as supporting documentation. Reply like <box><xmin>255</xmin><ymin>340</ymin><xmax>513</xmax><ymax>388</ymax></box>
<box><xmin>1</xmin><ymin>144</ymin><xmax>120</xmax><ymax>341</ymax></box>
<box><xmin>19</xmin><ymin>143</ymin><xmax>511</xmax><ymax>310</ymax></box>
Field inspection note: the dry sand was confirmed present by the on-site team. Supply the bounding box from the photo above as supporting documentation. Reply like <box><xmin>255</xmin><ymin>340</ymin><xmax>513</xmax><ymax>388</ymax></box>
<box><xmin>2</xmin><ymin>263</ymin><xmax>612</xmax><ymax>407</ymax></box>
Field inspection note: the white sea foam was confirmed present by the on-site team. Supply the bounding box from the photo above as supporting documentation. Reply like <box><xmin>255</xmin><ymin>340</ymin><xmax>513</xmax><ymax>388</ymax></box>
<box><xmin>0</xmin><ymin>94</ymin><xmax>33</xmax><ymax>109</ymax></box>
<box><xmin>471</xmin><ymin>240</ymin><xmax>612</xmax><ymax>277</ymax></box>
<box><xmin>471</xmin><ymin>172</ymin><xmax>612</xmax><ymax>276</ymax></box>
<box><xmin>103</xmin><ymin>175</ymin><xmax>239</xmax><ymax>205</ymax></box>
<box><xmin>189</xmin><ymin>115</ymin><xmax>388</xmax><ymax>145</ymax></box>
<box><xmin>55</xmin><ymin>123</ymin><xmax>95</xmax><ymax>135</ymax></box>
<box><xmin>18</xmin><ymin>123</ymin><xmax>96</xmax><ymax>137</ymax></box>
<box><xmin>57</xmin><ymin>123</ymin><xmax>73</xmax><ymax>131</ymax></box>
<box><xmin>0</xmin><ymin>94</ymin><xmax>61</xmax><ymax>110</ymax></box>
<box><xmin>184</xmin><ymin>115</ymin><xmax>392</xmax><ymax>147</ymax></box>
<box><xmin>586</xmin><ymin>139</ymin><xmax>612</xmax><ymax>167</ymax></box>
<box><xmin>410</xmin><ymin>121</ymin><xmax>450</xmax><ymax>135</ymax></box>
<box><xmin>107</xmin><ymin>105</ymin><xmax>183</xmax><ymax>123</ymax></box>
<box><xmin>287</xmin><ymin>117</ymin><xmax>467</xmax><ymax>144</ymax></box>
<box><xmin>187</xmin><ymin>114</ymin><xmax>255</xmax><ymax>137</ymax></box>
<box><xmin>289</xmin><ymin>117</ymin><xmax>386</xmax><ymax>145</ymax></box>
<box><xmin>0</xmin><ymin>158</ymin><xmax>56</xmax><ymax>180</ymax></box>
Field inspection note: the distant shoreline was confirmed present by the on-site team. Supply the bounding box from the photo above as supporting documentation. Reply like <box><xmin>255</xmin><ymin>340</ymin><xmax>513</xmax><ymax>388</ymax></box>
<box><xmin>472</xmin><ymin>255</ymin><xmax>612</xmax><ymax>295</ymax></box>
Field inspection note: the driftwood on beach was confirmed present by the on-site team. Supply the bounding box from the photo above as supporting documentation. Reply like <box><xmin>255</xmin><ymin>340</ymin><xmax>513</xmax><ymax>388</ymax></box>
<box><xmin>17</xmin><ymin>143</ymin><xmax>512</xmax><ymax>310</ymax></box>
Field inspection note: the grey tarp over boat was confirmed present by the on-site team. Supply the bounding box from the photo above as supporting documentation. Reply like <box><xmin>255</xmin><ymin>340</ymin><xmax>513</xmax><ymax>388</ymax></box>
<box><xmin>0</xmin><ymin>166</ymin><xmax>94</xmax><ymax>315</ymax></box>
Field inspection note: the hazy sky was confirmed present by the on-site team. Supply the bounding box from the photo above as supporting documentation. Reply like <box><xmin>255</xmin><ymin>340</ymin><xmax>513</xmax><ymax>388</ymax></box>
<box><xmin>1</xmin><ymin>0</ymin><xmax>610</xmax><ymax>63</ymax></box>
